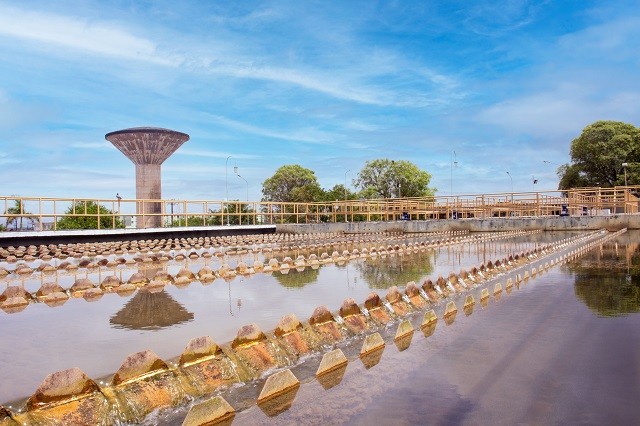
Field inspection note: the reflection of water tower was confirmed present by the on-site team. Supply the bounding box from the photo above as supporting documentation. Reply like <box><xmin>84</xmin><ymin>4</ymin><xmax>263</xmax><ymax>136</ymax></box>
<box><xmin>109</xmin><ymin>289</ymin><xmax>194</xmax><ymax>330</ymax></box>
<box><xmin>106</xmin><ymin>127</ymin><xmax>189</xmax><ymax>228</ymax></box>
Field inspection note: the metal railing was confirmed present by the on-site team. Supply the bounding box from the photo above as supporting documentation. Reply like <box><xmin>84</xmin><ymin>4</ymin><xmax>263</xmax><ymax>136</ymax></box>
<box><xmin>1</xmin><ymin>186</ymin><xmax>638</xmax><ymax>231</ymax></box>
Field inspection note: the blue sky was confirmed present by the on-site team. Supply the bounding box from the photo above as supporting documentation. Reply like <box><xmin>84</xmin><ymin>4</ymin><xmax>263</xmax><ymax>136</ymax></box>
<box><xmin>0</xmin><ymin>0</ymin><xmax>638</xmax><ymax>201</ymax></box>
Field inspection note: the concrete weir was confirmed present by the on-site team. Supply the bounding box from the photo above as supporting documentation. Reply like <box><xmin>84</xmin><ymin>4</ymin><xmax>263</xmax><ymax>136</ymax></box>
<box><xmin>0</xmin><ymin>227</ymin><xmax>626</xmax><ymax>424</ymax></box>
<box><xmin>1</xmin><ymin>229</ymin><xmax>540</xmax><ymax>314</ymax></box>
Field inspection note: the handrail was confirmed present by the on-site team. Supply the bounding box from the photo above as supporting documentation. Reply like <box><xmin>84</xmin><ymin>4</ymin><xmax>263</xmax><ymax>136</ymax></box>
<box><xmin>1</xmin><ymin>186</ymin><xmax>639</xmax><ymax>230</ymax></box>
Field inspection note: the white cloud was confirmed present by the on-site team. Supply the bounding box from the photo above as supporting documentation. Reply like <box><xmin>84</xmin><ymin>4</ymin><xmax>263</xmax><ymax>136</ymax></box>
<box><xmin>69</xmin><ymin>142</ymin><xmax>112</xmax><ymax>150</ymax></box>
<box><xmin>476</xmin><ymin>15</ymin><xmax>640</xmax><ymax>140</ymax></box>
<box><xmin>0</xmin><ymin>5</ymin><xmax>461</xmax><ymax>108</ymax></box>
<box><xmin>207</xmin><ymin>114</ymin><xmax>336</xmax><ymax>144</ymax></box>
<box><xmin>558</xmin><ymin>16</ymin><xmax>640</xmax><ymax>58</ymax></box>
<box><xmin>208</xmin><ymin>7</ymin><xmax>282</xmax><ymax>28</ymax></box>
<box><xmin>343</xmin><ymin>120</ymin><xmax>383</xmax><ymax>132</ymax></box>
<box><xmin>205</xmin><ymin>63</ymin><xmax>408</xmax><ymax>106</ymax></box>
<box><xmin>478</xmin><ymin>84</ymin><xmax>640</xmax><ymax>139</ymax></box>
<box><xmin>461</xmin><ymin>0</ymin><xmax>543</xmax><ymax>36</ymax></box>
<box><xmin>0</xmin><ymin>152</ymin><xmax>19</xmax><ymax>165</ymax></box>
<box><xmin>175</xmin><ymin>149</ymin><xmax>258</xmax><ymax>160</ymax></box>
<box><xmin>0</xmin><ymin>91</ymin><xmax>53</xmax><ymax>130</ymax></box>
<box><xmin>0</xmin><ymin>4</ymin><xmax>181</xmax><ymax>66</ymax></box>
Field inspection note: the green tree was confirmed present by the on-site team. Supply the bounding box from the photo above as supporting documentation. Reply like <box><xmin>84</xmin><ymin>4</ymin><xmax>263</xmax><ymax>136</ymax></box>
<box><xmin>167</xmin><ymin>203</ymin><xmax>254</xmax><ymax>227</ymax></box>
<box><xmin>355</xmin><ymin>251</ymin><xmax>434</xmax><ymax>290</ymax></box>
<box><xmin>321</xmin><ymin>184</ymin><xmax>357</xmax><ymax>202</ymax></box>
<box><xmin>273</xmin><ymin>267</ymin><xmax>320</xmax><ymax>289</ymax></box>
<box><xmin>357</xmin><ymin>186</ymin><xmax>380</xmax><ymax>200</ymax></box>
<box><xmin>354</xmin><ymin>159</ymin><xmax>435</xmax><ymax>199</ymax></box>
<box><xmin>168</xmin><ymin>214</ymin><xmax>214</xmax><ymax>227</ymax></box>
<box><xmin>567</xmin><ymin>239</ymin><xmax>640</xmax><ymax>316</ymax></box>
<box><xmin>215</xmin><ymin>202</ymin><xmax>254</xmax><ymax>225</ymax></box>
<box><xmin>557</xmin><ymin>164</ymin><xmax>589</xmax><ymax>190</ymax></box>
<box><xmin>57</xmin><ymin>201</ymin><xmax>124</xmax><ymax>230</ymax></box>
<box><xmin>4</xmin><ymin>199</ymin><xmax>39</xmax><ymax>230</ymax></box>
<box><xmin>262</xmin><ymin>165</ymin><xmax>323</xmax><ymax>202</ymax></box>
<box><xmin>558</xmin><ymin>120</ymin><xmax>640</xmax><ymax>189</ymax></box>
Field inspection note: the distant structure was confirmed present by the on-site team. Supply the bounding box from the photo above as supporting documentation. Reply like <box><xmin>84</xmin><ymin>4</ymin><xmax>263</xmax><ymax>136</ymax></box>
<box><xmin>105</xmin><ymin>127</ymin><xmax>189</xmax><ymax>228</ymax></box>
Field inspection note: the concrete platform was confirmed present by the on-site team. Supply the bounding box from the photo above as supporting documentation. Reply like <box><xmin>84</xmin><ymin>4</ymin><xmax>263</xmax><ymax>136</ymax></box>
<box><xmin>0</xmin><ymin>225</ymin><xmax>276</xmax><ymax>247</ymax></box>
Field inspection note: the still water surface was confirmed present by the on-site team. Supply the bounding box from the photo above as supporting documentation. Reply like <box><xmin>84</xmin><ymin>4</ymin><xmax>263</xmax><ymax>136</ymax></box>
<box><xmin>2</xmin><ymin>229</ymin><xmax>639</xmax><ymax>423</ymax></box>
<box><xmin>0</xmin><ymin>233</ymin><xmax>551</xmax><ymax>403</ymax></box>
<box><xmin>230</xmin><ymin>231</ymin><xmax>640</xmax><ymax>425</ymax></box>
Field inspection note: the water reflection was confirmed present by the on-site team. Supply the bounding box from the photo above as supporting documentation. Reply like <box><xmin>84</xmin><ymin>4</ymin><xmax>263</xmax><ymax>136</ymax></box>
<box><xmin>109</xmin><ymin>289</ymin><xmax>194</xmax><ymax>330</ymax></box>
<box><xmin>360</xmin><ymin>347</ymin><xmax>384</xmax><ymax>369</ymax></box>
<box><xmin>274</xmin><ymin>268</ymin><xmax>320</xmax><ymax>289</ymax></box>
<box><xmin>316</xmin><ymin>363</ymin><xmax>347</xmax><ymax>390</ymax></box>
<box><xmin>444</xmin><ymin>311</ymin><xmax>457</xmax><ymax>326</ymax></box>
<box><xmin>394</xmin><ymin>333</ymin><xmax>413</xmax><ymax>352</ymax></box>
<box><xmin>257</xmin><ymin>385</ymin><xmax>300</xmax><ymax>417</ymax></box>
<box><xmin>421</xmin><ymin>322</ymin><xmax>437</xmax><ymax>338</ymax></box>
<box><xmin>570</xmin><ymin>234</ymin><xmax>640</xmax><ymax>317</ymax></box>
<box><xmin>463</xmin><ymin>304</ymin><xmax>474</xmax><ymax>317</ymax></box>
<box><xmin>355</xmin><ymin>252</ymin><xmax>434</xmax><ymax>290</ymax></box>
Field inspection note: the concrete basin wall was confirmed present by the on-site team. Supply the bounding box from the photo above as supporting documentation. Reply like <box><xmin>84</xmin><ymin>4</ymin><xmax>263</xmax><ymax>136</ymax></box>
<box><xmin>0</xmin><ymin>225</ymin><xmax>276</xmax><ymax>247</ymax></box>
<box><xmin>2</xmin><ymin>214</ymin><xmax>639</xmax><ymax>248</ymax></box>
<box><xmin>276</xmin><ymin>214</ymin><xmax>640</xmax><ymax>234</ymax></box>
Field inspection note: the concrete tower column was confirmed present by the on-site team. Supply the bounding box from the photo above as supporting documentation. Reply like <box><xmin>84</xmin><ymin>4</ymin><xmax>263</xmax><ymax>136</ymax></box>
<box><xmin>136</xmin><ymin>163</ymin><xmax>162</xmax><ymax>228</ymax></box>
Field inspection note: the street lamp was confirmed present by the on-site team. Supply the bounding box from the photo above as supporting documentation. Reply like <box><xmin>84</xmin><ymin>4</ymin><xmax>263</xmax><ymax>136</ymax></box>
<box><xmin>234</xmin><ymin>166</ymin><xmax>249</xmax><ymax>202</ymax></box>
<box><xmin>506</xmin><ymin>171</ymin><xmax>513</xmax><ymax>193</ymax></box>
<box><xmin>344</xmin><ymin>169</ymin><xmax>350</xmax><ymax>200</ymax></box>
<box><xmin>622</xmin><ymin>163</ymin><xmax>628</xmax><ymax>186</ymax></box>
<box><xmin>225</xmin><ymin>155</ymin><xmax>231</xmax><ymax>225</ymax></box>
<box><xmin>344</xmin><ymin>169</ymin><xmax>350</xmax><ymax>223</ymax></box>
<box><xmin>450</xmin><ymin>150</ymin><xmax>458</xmax><ymax>196</ymax></box>
<box><xmin>169</xmin><ymin>199</ymin><xmax>178</xmax><ymax>226</ymax></box>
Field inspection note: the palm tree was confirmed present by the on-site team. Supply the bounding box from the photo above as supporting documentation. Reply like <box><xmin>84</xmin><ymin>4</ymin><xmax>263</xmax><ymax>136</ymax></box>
<box><xmin>4</xmin><ymin>199</ymin><xmax>38</xmax><ymax>231</ymax></box>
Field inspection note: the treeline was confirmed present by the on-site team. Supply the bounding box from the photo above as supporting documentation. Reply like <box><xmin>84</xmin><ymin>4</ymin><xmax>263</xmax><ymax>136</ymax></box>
<box><xmin>2</xmin><ymin>158</ymin><xmax>435</xmax><ymax>230</ymax></box>
<box><xmin>261</xmin><ymin>158</ymin><xmax>435</xmax><ymax>202</ymax></box>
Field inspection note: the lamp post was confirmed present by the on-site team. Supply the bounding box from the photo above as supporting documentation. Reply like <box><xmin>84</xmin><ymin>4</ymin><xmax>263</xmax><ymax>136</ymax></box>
<box><xmin>116</xmin><ymin>193</ymin><xmax>122</xmax><ymax>214</ymax></box>
<box><xmin>506</xmin><ymin>171</ymin><xmax>514</xmax><ymax>215</ymax></box>
<box><xmin>622</xmin><ymin>162</ymin><xmax>628</xmax><ymax>186</ymax></box>
<box><xmin>344</xmin><ymin>169</ymin><xmax>350</xmax><ymax>200</ymax></box>
<box><xmin>225</xmin><ymin>155</ymin><xmax>231</xmax><ymax>225</ymax></box>
<box><xmin>450</xmin><ymin>150</ymin><xmax>457</xmax><ymax>196</ymax></box>
<box><xmin>344</xmin><ymin>169</ymin><xmax>350</xmax><ymax>223</ymax></box>
<box><xmin>234</xmin><ymin>166</ymin><xmax>249</xmax><ymax>201</ymax></box>
<box><xmin>169</xmin><ymin>200</ymin><xmax>178</xmax><ymax>226</ymax></box>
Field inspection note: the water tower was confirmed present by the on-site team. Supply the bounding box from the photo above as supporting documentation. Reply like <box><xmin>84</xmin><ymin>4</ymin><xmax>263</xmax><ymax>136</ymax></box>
<box><xmin>106</xmin><ymin>127</ymin><xmax>189</xmax><ymax>228</ymax></box>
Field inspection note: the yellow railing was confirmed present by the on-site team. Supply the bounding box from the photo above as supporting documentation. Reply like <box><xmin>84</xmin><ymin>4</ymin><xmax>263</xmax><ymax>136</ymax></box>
<box><xmin>1</xmin><ymin>186</ymin><xmax>639</xmax><ymax>231</ymax></box>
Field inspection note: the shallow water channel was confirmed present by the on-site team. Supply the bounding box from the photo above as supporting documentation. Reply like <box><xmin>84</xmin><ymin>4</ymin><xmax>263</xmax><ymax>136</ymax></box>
<box><xmin>1</xmin><ymin>229</ymin><xmax>639</xmax><ymax>424</ymax></box>
<box><xmin>184</xmin><ymin>230</ymin><xmax>640</xmax><ymax>425</ymax></box>
<box><xmin>0</xmin><ymin>232</ymin><xmax>549</xmax><ymax>404</ymax></box>
<box><xmin>233</xmin><ymin>260</ymin><xmax>640</xmax><ymax>426</ymax></box>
